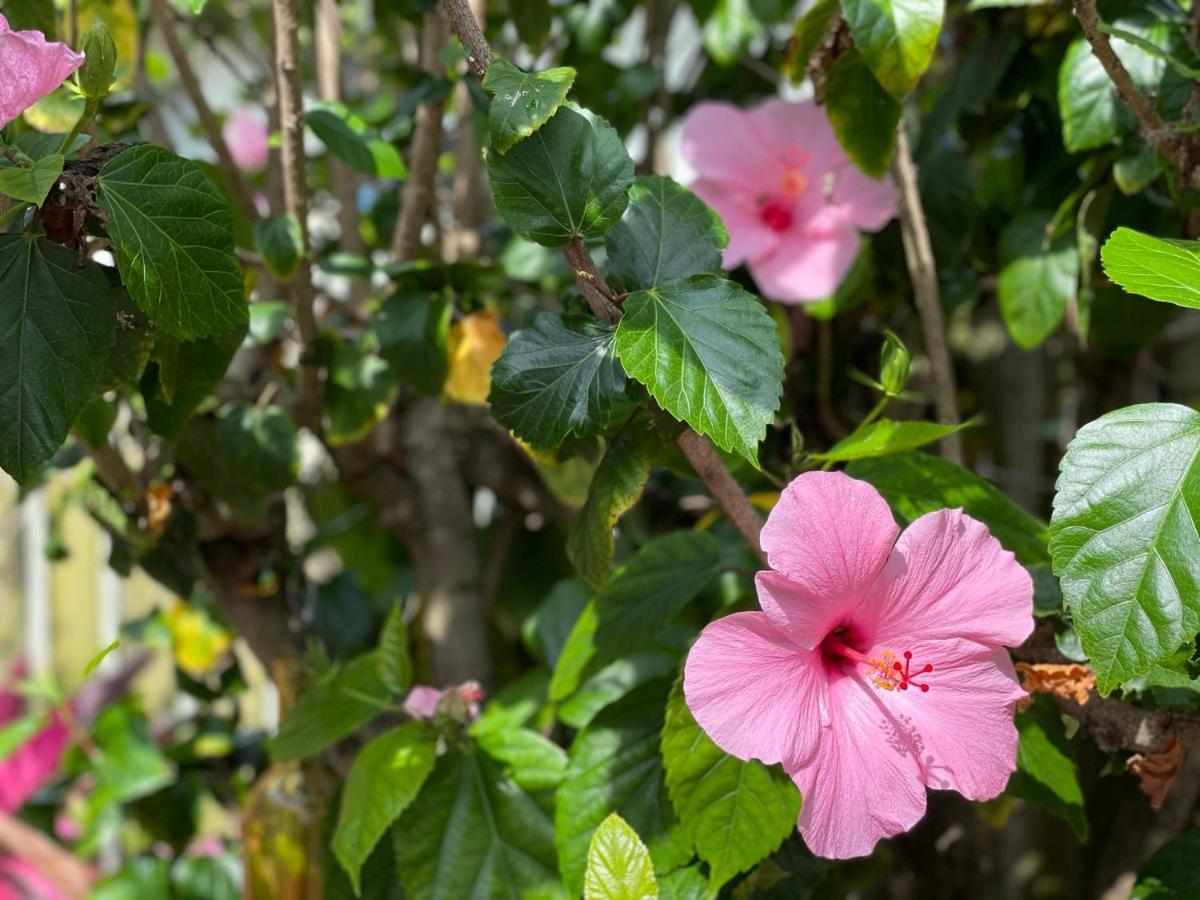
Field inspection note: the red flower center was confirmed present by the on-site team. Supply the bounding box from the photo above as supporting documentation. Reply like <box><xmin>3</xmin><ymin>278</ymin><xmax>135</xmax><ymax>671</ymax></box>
<box><xmin>760</xmin><ymin>198</ymin><xmax>793</xmax><ymax>232</ymax></box>
<box><xmin>821</xmin><ymin>632</ymin><xmax>934</xmax><ymax>694</ymax></box>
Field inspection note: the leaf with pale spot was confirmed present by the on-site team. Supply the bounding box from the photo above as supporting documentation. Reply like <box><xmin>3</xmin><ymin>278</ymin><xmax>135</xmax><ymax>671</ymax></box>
<box><xmin>483</xmin><ymin>59</ymin><xmax>576</xmax><ymax>154</ymax></box>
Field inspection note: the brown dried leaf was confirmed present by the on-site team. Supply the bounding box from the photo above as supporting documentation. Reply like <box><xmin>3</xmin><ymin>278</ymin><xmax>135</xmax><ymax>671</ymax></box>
<box><xmin>1127</xmin><ymin>738</ymin><xmax>1184</xmax><ymax>810</ymax></box>
<box><xmin>1016</xmin><ymin>662</ymin><xmax>1096</xmax><ymax>705</ymax></box>
<box><xmin>145</xmin><ymin>482</ymin><xmax>174</xmax><ymax>536</ymax></box>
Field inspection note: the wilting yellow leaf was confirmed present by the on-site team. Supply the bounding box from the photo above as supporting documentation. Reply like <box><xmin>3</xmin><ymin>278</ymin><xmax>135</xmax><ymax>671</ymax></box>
<box><xmin>444</xmin><ymin>311</ymin><xmax>505</xmax><ymax>405</ymax></box>
<box><xmin>167</xmin><ymin>602</ymin><xmax>233</xmax><ymax>677</ymax></box>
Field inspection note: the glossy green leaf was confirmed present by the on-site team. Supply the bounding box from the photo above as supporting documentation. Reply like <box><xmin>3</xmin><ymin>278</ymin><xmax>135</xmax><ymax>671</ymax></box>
<box><xmin>584</xmin><ymin>813</ymin><xmax>658</xmax><ymax>900</ymax></box>
<box><xmin>0</xmin><ymin>152</ymin><xmax>62</xmax><ymax>205</ymax></box>
<box><xmin>143</xmin><ymin>324</ymin><xmax>247</xmax><ymax>438</ymax></box>
<box><xmin>486</xmin><ymin>104</ymin><xmax>634</xmax><ymax>247</ymax></box>
<box><xmin>482</xmin><ymin>59</ymin><xmax>577</xmax><ymax>154</ymax></box>
<box><xmin>1100</xmin><ymin>227</ymin><xmax>1200</xmax><ymax>309</ymax></box>
<box><xmin>604</xmin><ymin>175</ymin><xmax>727</xmax><ymax>291</ymax></box>
<box><xmin>1007</xmin><ymin>697</ymin><xmax>1087</xmax><ymax>839</ymax></box>
<box><xmin>1050</xmin><ymin>403</ymin><xmax>1200</xmax><ymax>694</ymax></box>
<box><xmin>254</xmin><ymin>214</ymin><xmax>304</xmax><ymax>282</ymax></box>
<box><xmin>489</xmin><ymin>314</ymin><xmax>626</xmax><ymax>451</ymax></box>
<box><xmin>567</xmin><ymin>433</ymin><xmax>652</xmax><ymax>587</ymax></box>
<box><xmin>839</xmin><ymin>0</ymin><xmax>944</xmax><ymax>100</ymax></box>
<box><xmin>615</xmin><ymin>275</ymin><xmax>783</xmax><ymax>466</ymax></box>
<box><xmin>474</xmin><ymin>726</ymin><xmax>570</xmax><ymax>791</ymax></box>
<box><xmin>0</xmin><ymin>235</ymin><xmax>119</xmax><ymax>483</ymax></box>
<box><xmin>305</xmin><ymin>106</ymin><xmax>407</xmax><ymax>178</ymax></box>
<box><xmin>823</xmin><ymin>48</ymin><xmax>902</xmax><ymax>178</ymax></box>
<box><xmin>847</xmin><ymin>451</ymin><xmax>1051</xmax><ymax>565</ymax></box>
<box><xmin>270</xmin><ymin>653</ymin><xmax>391</xmax><ymax>762</ymax></box>
<box><xmin>661</xmin><ymin>679</ymin><xmax>800</xmax><ymax>893</ymax></box>
<box><xmin>997</xmin><ymin>210</ymin><xmax>1078</xmax><ymax>349</ymax></box>
<box><xmin>394</xmin><ymin>748</ymin><xmax>564</xmax><ymax>900</ymax></box>
<box><xmin>334</xmin><ymin>723</ymin><xmax>437</xmax><ymax>894</ymax></box>
<box><xmin>374</xmin><ymin>290</ymin><xmax>451</xmax><ymax>395</ymax></box>
<box><xmin>809</xmin><ymin>418</ymin><xmax>970</xmax><ymax>462</ymax></box>
<box><xmin>96</xmin><ymin>145</ymin><xmax>247</xmax><ymax>339</ymax></box>
<box><xmin>655</xmin><ymin>866</ymin><xmax>707</xmax><ymax>900</ymax></box>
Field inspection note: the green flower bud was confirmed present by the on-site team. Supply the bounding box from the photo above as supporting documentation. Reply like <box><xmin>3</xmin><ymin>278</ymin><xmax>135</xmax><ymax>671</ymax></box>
<box><xmin>77</xmin><ymin>24</ymin><xmax>118</xmax><ymax>101</ymax></box>
<box><xmin>879</xmin><ymin>330</ymin><xmax>911</xmax><ymax>397</ymax></box>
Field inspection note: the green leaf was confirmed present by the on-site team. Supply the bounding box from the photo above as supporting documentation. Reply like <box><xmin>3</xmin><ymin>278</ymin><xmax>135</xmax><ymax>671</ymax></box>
<box><xmin>482</xmin><ymin>59</ymin><xmax>577</xmax><ymax>154</ymax></box>
<box><xmin>254</xmin><ymin>214</ymin><xmax>304</xmax><ymax>282</ymax></box>
<box><xmin>96</xmin><ymin>145</ymin><xmax>247</xmax><ymax>340</ymax></box>
<box><xmin>486</xmin><ymin>104</ymin><xmax>634</xmax><ymax>247</ymax></box>
<box><xmin>171</xmin><ymin>856</ymin><xmax>240</xmax><ymax>900</ymax></box>
<box><xmin>584</xmin><ymin>813</ymin><xmax>658</xmax><ymax>900</ymax></box>
<box><xmin>614</xmin><ymin>275</ymin><xmax>783</xmax><ymax>466</ymax></box>
<box><xmin>556</xmin><ymin>684</ymin><xmax>690</xmax><ymax>897</ymax></box>
<box><xmin>374</xmin><ymin>290</ymin><xmax>451</xmax><ymax>395</ymax></box>
<box><xmin>0</xmin><ymin>153</ymin><xmax>63</xmax><ymax>205</ymax></box>
<box><xmin>378</xmin><ymin>604</ymin><xmax>413</xmax><ymax>696</ymax></box>
<box><xmin>809</xmin><ymin>418</ymin><xmax>970</xmax><ymax>462</ymax></box>
<box><xmin>270</xmin><ymin>653</ymin><xmax>391</xmax><ymax>762</ymax></box>
<box><xmin>1100</xmin><ymin>227</ymin><xmax>1200</xmax><ymax>309</ymax></box>
<box><xmin>567</xmin><ymin>433</ymin><xmax>652</xmax><ymax>587</ymax></box>
<box><xmin>1049</xmin><ymin>403</ymin><xmax>1200</xmax><ymax>694</ymax></box>
<box><xmin>661</xmin><ymin>679</ymin><xmax>800</xmax><ymax>893</ymax></box>
<box><xmin>144</xmin><ymin>324</ymin><xmax>247</xmax><ymax>438</ymax></box>
<box><xmin>0</xmin><ymin>235</ymin><xmax>119</xmax><ymax>483</ymax></box>
<box><xmin>394</xmin><ymin>748</ymin><xmax>564</xmax><ymax>900</ymax></box>
<box><xmin>551</xmin><ymin>531</ymin><xmax>721</xmax><ymax>702</ymax></box>
<box><xmin>489</xmin><ymin>314</ymin><xmax>626</xmax><ymax>452</ymax></box>
<box><xmin>324</xmin><ymin>336</ymin><xmax>398</xmax><ymax>446</ymax></box>
<box><xmin>846</xmin><ymin>451</ymin><xmax>1051</xmax><ymax>565</ymax></box>
<box><xmin>656</xmin><ymin>866</ymin><xmax>708</xmax><ymax>900</ymax></box>
<box><xmin>334</xmin><ymin>722</ymin><xmax>437</xmax><ymax>895</ymax></box>
<box><xmin>474</xmin><ymin>726</ymin><xmax>570</xmax><ymax>791</ymax></box>
<box><xmin>784</xmin><ymin>0</ymin><xmax>840</xmax><ymax>83</ymax></box>
<box><xmin>1006</xmin><ymin>697</ymin><xmax>1087</xmax><ymax>839</ymax></box>
<box><xmin>839</xmin><ymin>0</ymin><xmax>944</xmax><ymax>100</ymax></box>
<box><xmin>823</xmin><ymin>48</ymin><xmax>903</xmax><ymax>178</ymax></box>
<box><xmin>1135</xmin><ymin>829</ymin><xmax>1200</xmax><ymax>897</ymax></box>
<box><xmin>703</xmin><ymin>0</ymin><xmax>764</xmax><ymax>66</ymax></box>
<box><xmin>305</xmin><ymin>106</ymin><xmax>407</xmax><ymax>178</ymax></box>
<box><xmin>997</xmin><ymin>210</ymin><xmax>1078</xmax><ymax>349</ymax></box>
<box><xmin>177</xmin><ymin>403</ymin><xmax>298</xmax><ymax>508</ymax></box>
<box><xmin>604</xmin><ymin>175</ymin><xmax>727</xmax><ymax>291</ymax></box>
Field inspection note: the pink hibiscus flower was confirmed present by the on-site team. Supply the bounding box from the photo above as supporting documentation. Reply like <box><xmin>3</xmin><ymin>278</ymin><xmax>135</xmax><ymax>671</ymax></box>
<box><xmin>222</xmin><ymin>106</ymin><xmax>270</xmax><ymax>171</ymax></box>
<box><xmin>0</xmin><ymin>14</ymin><xmax>84</xmax><ymax>130</ymax></box>
<box><xmin>680</xmin><ymin>99</ymin><xmax>896</xmax><ymax>304</ymax></box>
<box><xmin>684</xmin><ymin>471</ymin><xmax>1033</xmax><ymax>859</ymax></box>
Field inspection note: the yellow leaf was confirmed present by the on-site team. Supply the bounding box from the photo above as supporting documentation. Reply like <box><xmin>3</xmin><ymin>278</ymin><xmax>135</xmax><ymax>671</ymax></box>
<box><xmin>444</xmin><ymin>311</ymin><xmax>506</xmax><ymax>405</ymax></box>
<box><xmin>166</xmin><ymin>601</ymin><xmax>233</xmax><ymax>677</ymax></box>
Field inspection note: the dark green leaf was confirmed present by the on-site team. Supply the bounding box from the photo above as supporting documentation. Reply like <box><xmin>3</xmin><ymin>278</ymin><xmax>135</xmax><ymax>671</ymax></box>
<box><xmin>997</xmin><ymin>210</ymin><xmax>1078</xmax><ymax>349</ymax></box>
<box><xmin>270</xmin><ymin>653</ymin><xmax>391</xmax><ymax>762</ymax></box>
<box><xmin>482</xmin><ymin>59</ymin><xmax>577</xmax><ymax>154</ymax></box>
<box><xmin>254</xmin><ymin>214</ymin><xmax>304</xmax><ymax>282</ymax></box>
<box><xmin>144</xmin><ymin>324</ymin><xmax>247</xmax><ymax>438</ymax></box>
<box><xmin>1135</xmin><ymin>829</ymin><xmax>1200</xmax><ymax>897</ymax></box>
<box><xmin>809</xmin><ymin>418</ymin><xmax>970</xmax><ymax>462</ymax></box>
<box><xmin>305</xmin><ymin>106</ymin><xmax>407</xmax><ymax>178</ymax></box>
<box><xmin>584</xmin><ymin>813</ymin><xmax>658</xmax><ymax>900</ymax></box>
<box><xmin>839</xmin><ymin>0</ymin><xmax>944</xmax><ymax>100</ymax></box>
<box><xmin>378</xmin><ymin>604</ymin><xmax>414</xmax><ymax>696</ymax></box>
<box><xmin>96</xmin><ymin>145</ymin><xmax>247</xmax><ymax>339</ymax></box>
<box><xmin>177</xmin><ymin>403</ymin><xmax>298</xmax><ymax>507</ymax></box>
<box><xmin>824</xmin><ymin>48</ymin><xmax>902</xmax><ymax>178</ymax></box>
<box><xmin>374</xmin><ymin>290</ymin><xmax>451</xmax><ymax>394</ymax></box>
<box><xmin>567</xmin><ymin>433</ymin><xmax>652</xmax><ymax>587</ymax></box>
<box><xmin>1101</xmin><ymin>227</ymin><xmax>1200</xmax><ymax>309</ymax></box>
<box><xmin>324</xmin><ymin>336</ymin><xmax>398</xmax><ymax>446</ymax></box>
<box><xmin>1006</xmin><ymin>697</ymin><xmax>1087</xmax><ymax>839</ymax></box>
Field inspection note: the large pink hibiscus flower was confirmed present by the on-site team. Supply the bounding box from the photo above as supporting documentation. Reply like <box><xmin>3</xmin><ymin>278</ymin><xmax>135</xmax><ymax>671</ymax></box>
<box><xmin>0</xmin><ymin>14</ymin><xmax>84</xmax><ymax>130</ymax></box>
<box><xmin>680</xmin><ymin>99</ymin><xmax>896</xmax><ymax>304</ymax></box>
<box><xmin>684</xmin><ymin>471</ymin><xmax>1033</xmax><ymax>859</ymax></box>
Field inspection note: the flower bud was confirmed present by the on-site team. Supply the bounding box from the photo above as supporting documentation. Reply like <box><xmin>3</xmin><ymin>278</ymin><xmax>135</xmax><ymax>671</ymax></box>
<box><xmin>879</xmin><ymin>331</ymin><xmax>911</xmax><ymax>397</ymax></box>
<box><xmin>76</xmin><ymin>24</ymin><xmax>117</xmax><ymax>101</ymax></box>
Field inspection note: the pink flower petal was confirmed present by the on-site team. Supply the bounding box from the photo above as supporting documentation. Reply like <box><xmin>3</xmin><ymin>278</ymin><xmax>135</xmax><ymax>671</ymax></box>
<box><xmin>868</xmin><ymin>509</ymin><xmax>1035</xmax><ymax>650</ymax></box>
<box><xmin>758</xmin><ymin>471</ymin><xmax>899</xmax><ymax>634</ymax></box>
<box><xmin>790</xmin><ymin>672</ymin><xmax>927</xmax><ymax>859</ymax></box>
<box><xmin>755</xmin><ymin>571</ymin><xmax>853</xmax><ymax>651</ymax></box>
<box><xmin>744</xmin><ymin>98</ymin><xmax>844</xmax><ymax>177</ymax></box>
<box><xmin>689</xmin><ymin>177</ymin><xmax>779</xmax><ymax>267</ymax></box>
<box><xmin>0</xmin><ymin>15</ymin><xmax>85</xmax><ymax>130</ymax></box>
<box><xmin>748</xmin><ymin>231</ymin><xmax>862</xmax><ymax>303</ymax></box>
<box><xmin>830</xmin><ymin>166</ymin><xmax>898</xmax><ymax>232</ymax></box>
<box><xmin>684</xmin><ymin>611</ymin><xmax>828</xmax><ymax>770</ymax></box>
<box><xmin>872</xmin><ymin>637</ymin><xmax>1025</xmax><ymax>800</ymax></box>
<box><xmin>402</xmin><ymin>685</ymin><xmax>441</xmax><ymax>721</ymax></box>
<box><xmin>680</xmin><ymin>101</ymin><xmax>779</xmax><ymax>192</ymax></box>
<box><xmin>222</xmin><ymin>106</ymin><xmax>270</xmax><ymax>171</ymax></box>
<box><xmin>0</xmin><ymin>712</ymin><xmax>70</xmax><ymax>814</ymax></box>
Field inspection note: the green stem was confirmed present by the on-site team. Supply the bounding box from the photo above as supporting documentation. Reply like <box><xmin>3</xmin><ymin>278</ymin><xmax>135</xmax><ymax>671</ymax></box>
<box><xmin>59</xmin><ymin>98</ymin><xmax>101</xmax><ymax>155</ymax></box>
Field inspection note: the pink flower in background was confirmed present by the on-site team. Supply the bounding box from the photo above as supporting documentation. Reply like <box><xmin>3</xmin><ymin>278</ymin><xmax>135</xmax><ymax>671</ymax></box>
<box><xmin>403</xmin><ymin>685</ymin><xmax>442</xmax><ymax>721</ymax></box>
<box><xmin>403</xmin><ymin>681</ymin><xmax>484</xmax><ymax>722</ymax></box>
<box><xmin>222</xmin><ymin>106</ymin><xmax>269</xmax><ymax>171</ymax></box>
<box><xmin>0</xmin><ymin>856</ymin><xmax>69</xmax><ymax>900</ymax></box>
<box><xmin>684</xmin><ymin>471</ymin><xmax>1033</xmax><ymax>859</ymax></box>
<box><xmin>0</xmin><ymin>674</ymin><xmax>71</xmax><ymax>815</ymax></box>
<box><xmin>0</xmin><ymin>14</ymin><xmax>84</xmax><ymax>130</ymax></box>
<box><xmin>680</xmin><ymin>99</ymin><xmax>896</xmax><ymax>304</ymax></box>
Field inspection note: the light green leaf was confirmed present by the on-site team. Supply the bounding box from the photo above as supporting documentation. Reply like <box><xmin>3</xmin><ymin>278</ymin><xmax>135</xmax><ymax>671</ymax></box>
<box><xmin>486</xmin><ymin>104</ymin><xmax>634</xmax><ymax>247</ymax></box>
<box><xmin>847</xmin><ymin>451</ymin><xmax>1050</xmax><ymax>565</ymax></box>
<box><xmin>809</xmin><ymin>418</ymin><xmax>970</xmax><ymax>462</ymax></box>
<box><xmin>0</xmin><ymin>234</ymin><xmax>119</xmax><ymax>483</ymax></box>
<box><xmin>0</xmin><ymin>153</ymin><xmax>63</xmax><ymax>205</ymax></box>
<box><xmin>270</xmin><ymin>653</ymin><xmax>391</xmax><ymax>762</ymax></box>
<box><xmin>1050</xmin><ymin>403</ymin><xmax>1200</xmax><ymax>694</ymax></box>
<box><xmin>394</xmin><ymin>748</ymin><xmax>564</xmax><ymax>900</ymax></box>
<box><xmin>482</xmin><ymin>59</ymin><xmax>577</xmax><ymax>154</ymax></box>
<box><xmin>334</xmin><ymin>722</ymin><xmax>437</xmax><ymax>895</ymax></box>
<box><xmin>489</xmin><ymin>314</ymin><xmax>626</xmax><ymax>452</ymax></box>
<box><xmin>584</xmin><ymin>813</ymin><xmax>658</xmax><ymax>900</ymax></box>
<box><xmin>474</xmin><ymin>726</ymin><xmax>569</xmax><ymax>791</ymax></box>
<box><xmin>997</xmin><ymin>210</ymin><xmax>1078</xmax><ymax>349</ymax></box>
<box><xmin>96</xmin><ymin>145</ymin><xmax>246</xmax><ymax>339</ymax></box>
<box><xmin>567</xmin><ymin>433</ymin><xmax>652</xmax><ymax>587</ymax></box>
<box><xmin>604</xmin><ymin>175</ymin><xmax>727</xmax><ymax>291</ymax></box>
<box><xmin>305</xmin><ymin>106</ymin><xmax>407</xmax><ymax>178</ymax></box>
<box><xmin>374</xmin><ymin>290</ymin><xmax>452</xmax><ymax>395</ymax></box>
<box><xmin>1007</xmin><ymin>697</ymin><xmax>1087</xmax><ymax>839</ymax></box>
<box><xmin>703</xmin><ymin>0</ymin><xmax>764</xmax><ymax>66</ymax></box>
<box><xmin>839</xmin><ymin>0</ymin><xmax>945</xmax><ymax>100</ymax></box>
<box><xmin>614</xmin><ymin>275</ymin><xmax>783</xmax><ymax>466</ymax></box>
<box><xmin>661</xmin><ymin>679</ymin><xmax>800</xmax><ymax>893</ymax></box>
<box><xmin>823</xmin><ymin>48</ymin><xmax>903</xmax><ymax>178</ymax></box>
<box><xmin>1101</xmin><ymin>226</ymin><xmax>1200</xmax><ymax>309</ymax></box>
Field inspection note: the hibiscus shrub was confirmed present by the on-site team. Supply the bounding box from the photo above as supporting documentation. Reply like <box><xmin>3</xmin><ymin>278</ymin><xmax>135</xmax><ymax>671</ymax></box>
<box><xmin>5</xmin><ymin>0</ymin><xmax>1200</xmax><ymax>896</ymax></box>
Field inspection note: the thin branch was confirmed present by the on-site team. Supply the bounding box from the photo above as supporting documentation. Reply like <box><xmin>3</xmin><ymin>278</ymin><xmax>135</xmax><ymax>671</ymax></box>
<box><xmin>677</xmin><ymin>429</ymin><xmax>769</xmax><ymax>565</ymax></box>
<box><xmin>563</xmin><ymin>237</ymin><xmax>623</xmax><ymax>322</ymax></box>
<box><xmin>271</xmin><ymin>0</ymin><xmax>322</xmax><ymax>430</ymax></box>
<box><xmin>443</xmin><ymin>0</ymin><xmax>492</xmax><ymax>79</ymax></box>
<box><xmin>891</xmin><ymin>127</ymin><xmax>963</xmax><ymax>464</ymax></box>
<box><xmin>148</xmin><ymin>0</ymin><xmax>258</xmax><ymax>225</ymax></box>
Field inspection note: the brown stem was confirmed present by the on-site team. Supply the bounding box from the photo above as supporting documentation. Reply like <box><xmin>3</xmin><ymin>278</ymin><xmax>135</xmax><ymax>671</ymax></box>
<box><xmin>72</xmin><ymin>426</ymin><xmax>143</xmax><ymax>507</ymax></box>
<box><xmin>271</xmin><ymin>0</ymin><xmax>322</xmax><ymax>430</ymax></box>
<box><xmin>149</xmin><ymin>0</ymin><xmax>258</xmax><ymax>225</ymax></box>
<box><xmin>563</xmin><ymin>237</ymin><xmax>623</xmax><ymax>322</ymax></box>
<box><xmin>892</xmin><ymin>127</ymin><xmax>963</xmax><ymax>464</ymax></box>
<box><xmin>447</xmin><ymin>0</ymin><xmax>490</xmax><ymax>262</ymax></box>
<box><xmin>677</xmin><ymin>429</ymin><xmax>767</xmax><ymax>564</ymax></box>
<box><xmin>442</xmin><ymin>0</ymin><xmax>492</xmax><ymax>78</ymax></box>
<box><xmin>392</xmin><ymin>7</ymin><xmax>448</xmax><ymax>260</ymax></box>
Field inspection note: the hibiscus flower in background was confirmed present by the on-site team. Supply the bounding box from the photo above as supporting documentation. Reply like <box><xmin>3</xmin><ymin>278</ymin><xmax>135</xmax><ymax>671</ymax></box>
<box><xmin>680</xmin><ymin>99</ymin><xmax>896</xmax><ymax>304</ymax></box>
<box><xmin>684</xmin><ymin>471</ymin><xmax>1034</xmax><ymax>859</ymax></box>
<box><xmin>222</xmin><ymin>106</ymin><xmax>270</xmax><ymax>171</ymax></box>
<box><xmin>0</xmin><ymin>14</ymin><xmax>85</xmax><ymax>130</ymax></box>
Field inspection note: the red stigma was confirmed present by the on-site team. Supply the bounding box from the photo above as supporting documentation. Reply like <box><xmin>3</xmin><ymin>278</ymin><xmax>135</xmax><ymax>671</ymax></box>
<box><xmin>760</xmin><ymin>198</ymin><xmax>793</xmax><ymax>232</ymax></box>
<box><xmin>892</xmin><ymin>650</ymin><xmax>933</xmax><ymax>693</ymax></box>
